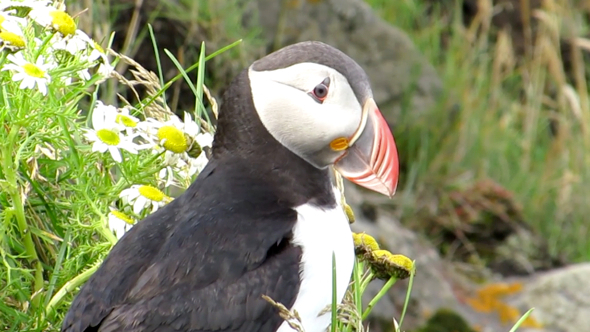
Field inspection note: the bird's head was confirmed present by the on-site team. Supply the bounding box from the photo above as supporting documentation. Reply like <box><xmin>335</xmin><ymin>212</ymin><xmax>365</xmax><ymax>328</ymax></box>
<box><xmin>247</xmin><ymin>41</ymin><xmax>399</xmax><ymax>197</ymax></box>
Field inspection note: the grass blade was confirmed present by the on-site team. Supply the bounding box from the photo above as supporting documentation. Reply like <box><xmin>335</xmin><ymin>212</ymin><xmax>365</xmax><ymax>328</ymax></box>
<box><xmin>509</xmin><ymin>308</ymin><xmax>535</xmax><ymax>332</ymax></box>
<box><xmin>148</xmin><ymin>24</ymin><xmax>167</xmax><ymax>109</ymax></box>
<box><xmin>397</xmin><ymin>262</ymin><xmax>416</xmax><ymax>329</ymax></box>
<box><xmin>331</xmin><ymin>251</ymin><xmax>337</xmax><ymax>332</ymax></box>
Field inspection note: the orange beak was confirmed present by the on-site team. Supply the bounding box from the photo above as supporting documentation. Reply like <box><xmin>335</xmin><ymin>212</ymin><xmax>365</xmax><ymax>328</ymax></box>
<box><xmin>334</xmin><ymin>98</ymin><xmax>399</xmax><ymax>197</ymax></box>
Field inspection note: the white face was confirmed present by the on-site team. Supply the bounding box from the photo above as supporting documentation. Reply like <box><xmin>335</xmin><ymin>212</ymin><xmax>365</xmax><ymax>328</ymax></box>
<box><xmin>249</xmin><ymin>62</ymin><xmax>364</xmax><ymax>169</ymax></box>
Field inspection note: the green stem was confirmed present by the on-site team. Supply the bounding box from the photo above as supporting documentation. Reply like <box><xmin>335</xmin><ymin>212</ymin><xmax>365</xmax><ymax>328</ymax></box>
<box><xmin>1</xmin><ymin>127</ymin><xmax>44</xmax><ymax>308</ymax></box>
<box><xmin>80</xmin><ymin>191</ymin><xmax>117</xmax><ymax>246</ymax></box>
<box><xmin>354</xmin><ymin>259</ymin><xmax>363</xmax><ymax>317</ymax></box>
<box><xmin>359</xmin><ymin>269</ymin><xmax>374</xmax><ymax>294</ymax></box>
<box><xmin>98</xmin><ymin>219</ymin><xmax>118</xmax><ymax>246</ymax></box>
<box><xmin>330</xmin><ymin>252</ymin><xmax>337</xmax><ymax>332</ymax></box>
<box><xmin>347</xmin><ymin>258</ymin><xmax>364</xmax><ymax>332</ymax></box>
<box><xmin>45</xmin><ymin>261</ymin><xmax>101</xmax><ymax>315</ymax></box>
<box><xmin>362</xmin><ymin>277</ymin><xmax>397</xmax><ymax>320</ymax></box>
<box><xmin>398</xmin><ymin>265</ymin><xmax>416</xmax><ymax>329</ymax></box>
<box><xmin>44</xmin><ymin>230</ymin><xmax>70</xmax><ymax>308</ymax></box>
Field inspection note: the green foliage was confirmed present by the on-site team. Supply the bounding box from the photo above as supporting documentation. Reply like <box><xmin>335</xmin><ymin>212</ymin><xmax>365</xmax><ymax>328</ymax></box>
<box><xmin>0</xmin><ymin>2</ymin><xmax>236</xmax><ymax>330</ymax></box>
<box><xmin>366</xmin><ymin>0</ymin><xmax>590</xmax><ymax>262</ymax></box>
<box><xmin>417</xmin><ymin>309</ymin><xmax>476</xmax><ymax>332</ymax></box>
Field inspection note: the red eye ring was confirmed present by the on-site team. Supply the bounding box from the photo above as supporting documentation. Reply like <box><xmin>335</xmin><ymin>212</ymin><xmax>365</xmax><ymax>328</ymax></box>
<box><xmin>309</xmin><ymin>77</ymin><xmax>331</xmax><ymax>104</ymax></box>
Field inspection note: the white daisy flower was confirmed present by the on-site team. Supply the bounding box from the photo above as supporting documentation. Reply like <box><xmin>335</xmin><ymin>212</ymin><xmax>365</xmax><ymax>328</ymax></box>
<box><xmin>0</xmin><ymin>30</ymin><xmax>25</xmax><ymax>49</ymax></box>
<box><xmin>119</xmin><ymin>185</ymin><xmax>172</xmax><ymax>215</ymax></box>
<box><xmin>108</xmin><ymin>209</ymin><xmax>135</xmax><ymax>239</ymax></box>
<box><xmin>115</xmin><ymin>106</ymin><xmax>141</xmax><ymax>134</ymax></box>
<box><xmin>83</xmin><ymin>102</ymin><xmax>140</xmax><ymax>163</ymax></box>
<box><xmin>29</xmin><ymin>6</ymin><xmax>76</xmax><ymax>36</ymax></box>
<box><xmin>162</xmin><ymin>131</ymin><xmax>213</xmax><ymax>184</ymax></box>
<box><xmin>182</xmin><ymin>111</ymin><xmax>200</xmax><ymax>138</ymax></box>
<box><xmin>2</xmin><ymin>52</ymin><xmax>54</xmax><ymax>95</ymax></box>
<box><xmin>0</xmin><ymin>10</ymin><xmax>26</xmax><ymax>35</ymax></box>
<box><xmin>0</xmin><ymin>0</ymin><xmax>50</xmax><ymax>11</ymax></box>
<box><xmin>196</xmin><ymin>131</ymin><xmax>214</xmax><ymax>148</ymax></box>
<box><xmin>95</xmin><ymin>62</ymin><xmax>113</xmax><ymax>81</ymax></box>
<box><xmin>50</xmin><ymin>30</ymin><xmax>91</xmax><ymax>56</ymax></box>
<box><xmin>77</xmin><ymin>68</ymin><xmax>91</xmax><ymax>81</ymax></box>
<box><xmin>140</xmin><ymin>112</ymin><xmax>202</xmax><ymax>154</ymax></box>
<box><xmin>89</xmin><ymin>42</ymin><xmax>115</xmax><ymax>82</ymax></box>
<box><xmin>190</xmin><ymin>132</ymin><xmax>214</xmax><ymax>173</ymax></box>
<box><xmin>88</xmin><ymin>39</ymin><xmax>107</xmax><ymax>61</ymax></box>
<box><xmin>157</xmin><ymin>166</ymin><xmax>180</xmax><ymax>188</ymax></box>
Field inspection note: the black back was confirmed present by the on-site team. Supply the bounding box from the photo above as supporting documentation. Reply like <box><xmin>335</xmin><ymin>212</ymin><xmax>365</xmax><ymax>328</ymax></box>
<box><xmin>62</xmin><ymin>68</ymin><xmax>336</xmax><ymax>332</ymax></box>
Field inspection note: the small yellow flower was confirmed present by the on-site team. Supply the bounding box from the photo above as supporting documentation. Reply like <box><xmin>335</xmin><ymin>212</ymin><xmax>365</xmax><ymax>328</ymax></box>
<box><xmin>352</xmin><ymin>232</ymin><xmax>380</xmax><ymax>256</ymax></box>
<box><xmin>108</xmin><ymin>209</ymin><xmax>136</xmax><ymax>239</ymax></box>
<box><xmin>49</xmin><ymin>11</ymin><xmax>76</xmax><ymax>36</ymax></box>
<box><xmin>369</xmin><ymin>250</ymin><xmax>413</xmax><ymax>280</ymax></box>
<box><xmin>110</xmin><ymin>210</ymin><xmax>134</xmax><ymax>224</ymax></box>
<box><xmin>116</xmin><ymin>114</ymin><xmax>138</xmax><ymax>128</ymax></box>
<box><xmin>96</xmin><ymin>129</ymin><xmax>120</xmax><ymax>145</ymax></box>
<box><xmin>157</xmin><ymin>125</ymin><xmax>188</xmax><ymax>153</ymax></box>
<box><xmin>120</xmin><ymin>185</ymin><xmax>172</xmax><ymax>215</ymax></box>
<box><xmin>29</xmin><ymin>8</ymin><xmax>76</xmax><ymax>36</ymax></box>
<box><xmin>343</xmin><ymin>203</ymin><xmax>355</xmax><ymax>223</ymax></box>
<box><xmin>0</xmin><ymin>31</ymin><xmax>25</xmax><ymax>48</ymax></box>
<box><xmin>137</xmin><ymin>185</ymin><xmax>167</xmax><ymax>202</ymax></box>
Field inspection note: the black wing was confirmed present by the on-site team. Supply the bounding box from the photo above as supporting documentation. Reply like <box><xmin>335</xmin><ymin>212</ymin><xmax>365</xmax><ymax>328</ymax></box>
<box><xmin>62</xmin><ymin>160</ymin><xmax>302</xmax><ymax>332</ymax></box>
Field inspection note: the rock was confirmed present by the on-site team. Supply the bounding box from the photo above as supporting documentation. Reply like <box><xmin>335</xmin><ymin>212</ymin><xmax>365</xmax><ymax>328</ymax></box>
<box><xmin>253</xmin><ymin>0</ymin><xmax>443</xmax><ymax>124</ymax></box>
<box><xmin>345</xmin><ymin>183</ymin><xmax>465</xmax><ymax>331</ymax></box>
<box><xmin>506</xmin><ymin>263</ymin><xmax>590</xmax><ymax>332</ymax></box>
<box><xmin>345</xmin><ymin>183</ymin><xmax>586</xmax><ymax>332</ymax></box>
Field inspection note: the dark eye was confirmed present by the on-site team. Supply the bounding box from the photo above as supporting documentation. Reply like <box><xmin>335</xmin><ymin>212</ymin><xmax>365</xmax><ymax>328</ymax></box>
<box><xmin>309</xmin><ymin>77</ymin><xmax>331</xmax><ymax>103</ymax></box>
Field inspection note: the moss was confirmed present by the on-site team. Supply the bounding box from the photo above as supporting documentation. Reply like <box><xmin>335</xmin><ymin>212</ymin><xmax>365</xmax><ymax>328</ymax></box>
<box><xmin>418</xmin><ymin>309</ymin><xmax>476</xmax><ymax>332</ymax></box>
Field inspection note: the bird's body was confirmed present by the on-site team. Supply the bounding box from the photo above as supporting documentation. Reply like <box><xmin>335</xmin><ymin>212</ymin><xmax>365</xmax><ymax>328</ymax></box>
<box><xmin>62</xmin><ymin>41</ymin><xmax>399</xmax><ymax>332</ymax></box>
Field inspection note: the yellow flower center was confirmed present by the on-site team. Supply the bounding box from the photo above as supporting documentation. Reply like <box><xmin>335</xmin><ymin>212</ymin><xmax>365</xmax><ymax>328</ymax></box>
<box><xmin>49</xmin><ymin>10</ymin><xmax>76</xmax><ymax>36</ymax></box>
<box><xmin>96</xmin><ymin>129</ymin><xmax>120</xmax><ymax>146</ymax></box>
<box><xmin>138</xmin><ymin>185</ymin><xmax>167</xmax><ymax>202</ymax></box>
<box><xmin>110</xmin><ymin>210</ymin><xmax>134</xmax><ymax>224</ymax></box>
<box><xmin>157</xmin><ymin>126</ymin><xmax>188</xmax><ymax>153</ymax></box>
<box><xmin>22</xmin><ymin>63</ymin><xmax>45</xmax><ymax>78</ymax></box>
<box><xmin>0</xmin><ymin>31</ymin><xmax>25</xmax><ymax>48</ymax></box>
<box><xmin>116</xmin><ymin>114</ymin><xmax>137</xmax><ymax>127</ymax></box>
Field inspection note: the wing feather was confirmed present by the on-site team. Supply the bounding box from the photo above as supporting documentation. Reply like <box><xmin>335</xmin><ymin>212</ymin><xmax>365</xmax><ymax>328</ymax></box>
<box><xmin>62</xmin><ymin>161</ymin><xmax>302</xmax><ymax>332</ymax></box>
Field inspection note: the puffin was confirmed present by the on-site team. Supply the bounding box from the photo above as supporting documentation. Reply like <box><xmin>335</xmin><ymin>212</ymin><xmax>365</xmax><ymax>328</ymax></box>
<box><xmin>62</xmin><ymin>41</ymin><xmax>399</xmax><ymax>332</ymax></box>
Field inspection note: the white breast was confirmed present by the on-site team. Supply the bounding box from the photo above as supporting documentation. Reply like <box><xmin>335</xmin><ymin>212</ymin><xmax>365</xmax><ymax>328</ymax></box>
<box><xmin>277</xmin><ymin>188</ymin><xmax>354</xmax><ymax>332</ymax></box>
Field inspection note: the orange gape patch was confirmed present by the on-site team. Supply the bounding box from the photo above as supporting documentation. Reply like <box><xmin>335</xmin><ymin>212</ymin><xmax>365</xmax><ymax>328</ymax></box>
<box><xmin>330</xmin><ymin>137</ymin><xmax>349</xmax><ymax>151</ymax></box>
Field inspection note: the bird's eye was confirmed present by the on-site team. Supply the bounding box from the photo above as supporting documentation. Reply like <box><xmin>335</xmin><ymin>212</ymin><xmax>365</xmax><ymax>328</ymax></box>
<box><xmin>309</xmin><ymin>77</ymin><xmax>331</xmax><ymax>103</ymax></box>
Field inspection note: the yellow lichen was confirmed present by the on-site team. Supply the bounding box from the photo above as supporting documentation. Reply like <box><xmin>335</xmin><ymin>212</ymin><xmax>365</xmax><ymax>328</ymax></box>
<box><xmin>466</xmin><ymin>282</ymin><xmax>542</xmax><ymax>327</ymax></box>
